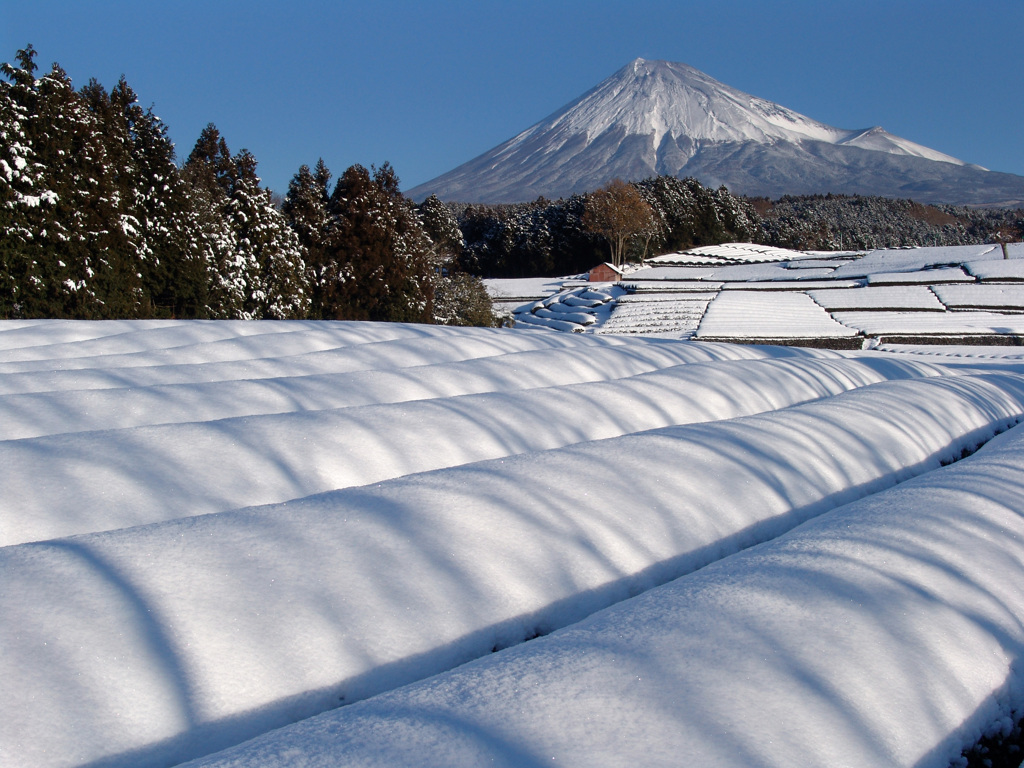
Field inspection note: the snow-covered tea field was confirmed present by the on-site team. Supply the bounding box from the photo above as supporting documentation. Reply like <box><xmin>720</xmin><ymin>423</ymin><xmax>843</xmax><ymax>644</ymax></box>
<box><xmin>6</xmin><ymin>316</ymin><xmax>1024</xmax><ymax>768</ymax></box>
<box><xmin>499</xmin><ymin>243</ymin><xmax>1024</xmax><ymax>345</ymax></box>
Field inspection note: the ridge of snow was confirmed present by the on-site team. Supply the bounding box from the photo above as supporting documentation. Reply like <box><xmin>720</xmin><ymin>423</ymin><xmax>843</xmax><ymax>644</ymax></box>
<box><xmin>5</xmin><ymin>349</ymin><xmax>1024</xmax><ymax>768</ymax></box>
<box><xmin>185</xmin><ymin>419</ymin><xmax>1024</xmax><ymax>768</ymax></box>
<box><xmin>8</xmin><ymin>321</ymin><xmax>1024</xmax><ymax>768</ymax></box>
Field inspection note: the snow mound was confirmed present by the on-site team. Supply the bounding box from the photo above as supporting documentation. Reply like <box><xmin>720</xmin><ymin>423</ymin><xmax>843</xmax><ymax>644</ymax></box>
<box><xmin>5</xmin><ymin>363</ymin><xmax>1024</xmax><ymax>768</ymax></box>
<box><xmin>7</xmin><ymin>321</ymin><xmax>1024</xmax><ymax>768</ymax></box>
<box><xmin>189</xmin><ymin>421</ymin><xmax>1024</xmax><ymax>768</ymax></box>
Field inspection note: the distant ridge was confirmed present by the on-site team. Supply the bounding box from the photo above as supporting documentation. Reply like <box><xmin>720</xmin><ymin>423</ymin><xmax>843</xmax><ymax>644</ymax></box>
<box><xmin>409</xmin><ymin>59</ymin><xmax>1024</xmax><ymax>206</ymax></box>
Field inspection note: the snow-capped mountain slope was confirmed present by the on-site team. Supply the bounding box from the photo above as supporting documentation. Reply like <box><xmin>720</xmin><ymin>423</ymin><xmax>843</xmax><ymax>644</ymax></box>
<box><xmin>508</xmin><ymin>59</ymin><xmax>852</xmax><ymax>151</ymax></box>
<box><xmin>408</xmin><ymin>59</ymin><xmax>1024</xmax><ymax>206</ymax></box>
<box><xmin>837</xmin><ymin>125</ymin><xmax>976</xmax><ymax>166</ymax></box>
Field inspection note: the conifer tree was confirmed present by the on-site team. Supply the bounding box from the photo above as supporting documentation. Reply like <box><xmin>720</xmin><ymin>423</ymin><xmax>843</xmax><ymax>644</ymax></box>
<box><xmin>0</xmin><ymin>46</ymin><xmax>57</xmax><ymax>317</ymax></box>
<box><xmin>283</xmin><ymin>159</ymin><xmax>333</xmax><ymax>318</ymax></box>
<box><xmin>418</xmin><ymin>194</ymin><xmax>464</xmax><ymax>264</ymax></box>
<box><xmin>186</xmin><ymin>123</ymin><xmax>234</xmax><ymax>196</ymax></box>
<box><xmin>326</xmin><ymin>163</ymin><xmax>432</xmax><ymax>322</ymax></box>
<box><xmin>107</xmin><ymin>76</ymin><xmax>208</xmax><ymax>316</ymax></box>
<box><xmin>182</xmin><ymin>130</ymin><xmax>311</xmax><ymax>319</ymax></box>
<box><xmin>178</xmin><ymin>158</ymin><xmax>234</xmax><ymax>316</ymax></box>
<box><xmin>224</xmin><ymin>149</ymin><xmax>309</xmax><ymax>319</ymax></box>
<box><xmin>7</xmin><ymin>55</ymin><xmax>142</xmax><ymax>317</ymax></box>
<box><xmin>417</xmin><ymin>194</ymin><xmax>497</xmax><ymax>326</ymax></box>
<box><xmin>76</xmin><ymin>77</ymin><xmax>148</xmax><ymax>317</ymax></box>
<box><xmin>182</xmin><ymin>126</ymin><xmax>252</xmax><ymax>317</ymax></box>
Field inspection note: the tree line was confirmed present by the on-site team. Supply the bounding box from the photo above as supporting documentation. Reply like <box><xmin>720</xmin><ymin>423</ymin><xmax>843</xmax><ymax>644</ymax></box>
<box><xmin>0</xmin><ymin>46</ymin><xmax>494</xmax><ymax>324</ymax></box>
<box><xmin>455</xmin><ymin>183</ymin><xmax>1023</xmax><ymax>279</ymax></box>
<box><xmin>454</xmin><ymin>174</ymin><xmax>759</xmax><ymax>278</ymax></box>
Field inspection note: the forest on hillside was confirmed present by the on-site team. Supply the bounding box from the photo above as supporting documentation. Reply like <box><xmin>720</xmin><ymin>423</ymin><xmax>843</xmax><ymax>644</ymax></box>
<box><xmin>2</xmin><ymin>45</ymin><xmax>1022</xmax><ymax>321</ymax></box>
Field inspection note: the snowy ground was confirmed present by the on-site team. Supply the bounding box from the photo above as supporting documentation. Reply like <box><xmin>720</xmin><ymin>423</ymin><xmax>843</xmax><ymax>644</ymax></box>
<box><xmin>505</xmin><ymin>243</ymin><xmax>1024</xmax><ymax>342</ymax></box>
<box><xmin>6</xmin><ymin>319</ymin><xmax>1024</xmax><ymax>768</ymax></box>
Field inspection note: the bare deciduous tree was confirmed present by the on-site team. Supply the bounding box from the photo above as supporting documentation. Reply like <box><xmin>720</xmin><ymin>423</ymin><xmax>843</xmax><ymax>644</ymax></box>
<box><xmin>582</xmin><ymin>179</ymin><xmax>655</xmax><ymax>267</ymax></box>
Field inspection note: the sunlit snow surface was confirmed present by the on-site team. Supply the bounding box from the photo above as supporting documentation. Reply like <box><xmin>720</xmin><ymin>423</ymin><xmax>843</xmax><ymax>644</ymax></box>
<box><xmin>502</xmin><ymin>244</ymin><xmax>1024</xmax><ymax>338</ymax></box>
<box><xmin>5</xmin><ymin>320</ymin><xmax>1024</xmax><ymax>768</ymax></box>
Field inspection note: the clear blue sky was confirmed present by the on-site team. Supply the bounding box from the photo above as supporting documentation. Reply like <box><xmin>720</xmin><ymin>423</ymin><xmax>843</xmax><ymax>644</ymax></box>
<box><xmin>6</xmin><ymin>0</ymin><xmax>1023</xmax><ymax>196</ymax></box>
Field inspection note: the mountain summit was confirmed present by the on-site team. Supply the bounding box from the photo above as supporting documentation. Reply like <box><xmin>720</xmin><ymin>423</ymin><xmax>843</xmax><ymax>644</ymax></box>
<box><xmin>409</xmin><ymin>59</ymin><xmax>1024</xmax><ymax>206</ymax></box>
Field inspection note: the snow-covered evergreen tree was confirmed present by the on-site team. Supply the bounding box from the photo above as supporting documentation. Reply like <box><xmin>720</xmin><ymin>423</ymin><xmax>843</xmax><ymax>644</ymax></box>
<box><xmin>416</xmin><ymin>194</ymin><xmax>497</xmax><ymax>326</ymax></box>
<box><xmin>418</xmin><ymin>194</ymin><xmax>464</xmax><ymax>263</ymax></box>
<box><xmin>106</xmin><ymin>77</ymin><xmax>212</xmax><ymax>317</ymax></box>
<box><xmin>0</xmin><ymin>46</ymin><xmax>57</xmax><ymax>317</ymax></box>
<box><xmin>181</xmin><ymin>127</ymin><xmax>259</xmax><ymax>318</ymax></box>
<box><xmin>13</xmin><ymin>56</ymin><xmax>145</xmax><ymax>317</ymax></box>
<box><xmin>326</xmin><ymin>163</ymin><xmax>432</xmax><ymax>322</ymax></box>
<box><xmin>225</xmin><ymin>149</ymin><xmax>309</xmax><ymax>319</ymax></box>
<box><xmin>283</xmin><ymin>159</ymin><xmax>333</xmax><ymax>318</ymax></box>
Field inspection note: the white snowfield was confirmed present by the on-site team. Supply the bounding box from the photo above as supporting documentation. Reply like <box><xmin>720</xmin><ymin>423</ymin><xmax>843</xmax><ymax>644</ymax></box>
<box><xmin>931</xmin><ymin>283</ymin><xmax>1024</xmax><ymax>310</ymax></box>
<box><xmin>5</xmin><ymin>320</ymin><xmax>1024</xmax><ymax>768</ymax></box>
<box><xmin>696</xmin><ymin>290</ymin><xmax>859</xmax><ymax>339</ymax></box>
<box><xmin>1</xmin><ymin>325</ymin><xmax>946</xmax><ymax>545</ymax></box>
<box><xmin>831</xmin><ymin>245</ymin><xmax>1003</xmax><ymax>279</ymax></box>
<box><xmin>189</xmin><ymin>422</ymin><xmax>1024</xmax><ymax>768</ymax></box>
<box><xmin>808</xmin><ymin>285</ymin><xmax>946</xmax><ymax>311</ymax></box>
<box><xmin>835</xmin><ymin>310</ymin><xmax>1024</xmax><ymax>337</ymax></box>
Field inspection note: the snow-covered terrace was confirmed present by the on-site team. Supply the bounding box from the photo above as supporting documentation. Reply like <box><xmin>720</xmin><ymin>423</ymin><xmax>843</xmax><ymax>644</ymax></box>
<box><xmin>508</xmin><ymin>242</ymin><xmax>1024</xmax><ymax>344</ymax></box>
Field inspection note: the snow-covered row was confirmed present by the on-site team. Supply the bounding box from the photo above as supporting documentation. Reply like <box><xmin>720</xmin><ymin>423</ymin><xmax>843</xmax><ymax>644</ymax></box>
<box><xmin>866</xmin><ymin>267</ymin><xmax>973</xmax><ymax>285</ymax></box>
<box><xmin>532</xmin><ymin>305</ymin><xmax>597</xmax><ymax>325</ymax></box>
<box><xmin>932</xmin><ymin>283</ymin><xmax>1024</xmax><ymax>310</ymax></box>
<box><xmin>670</xmin><ymin>242</ymin><xmax>815</xmax><ymax>262</ymax></box>
<box><xmin>631</xmin><ymin>262</ymin><xmax>809</xmax><ymax>282</ymax></box>
<box><xmin>2</xmin><ymin>319</ymin><xmax>695</xmax><ymax>379</ymax></box>
<box><xmin>513</xmin><ymin>311</ymin><xmax>584</xmax><ymax>332</ymax></box>
<box><xmin>878</xmin><ymin>344</ymin><xmax>1024</xmax><ymax>363</ymax></box>
<box><xmin>597</xmin><ymin>295</ymin><xmax>714</xmax><ymax>336</ymax></box>
<box><xmin>0</xmin><ymin>318</ymin><xmax>198</xmax><ymax>351</ymax></box>
<box><xmin>0</xmin><ymin>355</ymin><xmax>951</xmax><ymax>545</ymax></box>
<box><xmin>512</xmin><ymin>286</ymin><xmax>618</xmax><ymax>332</ymax></box>
<box><xmin>187</xmin><ymin>421</ymin><xmax>1024</xmax><ymax>768</ymax></box>
<box><xmin>965</xmin><ymin>259</ymin><xmax>1024</xmax><ymax>281</ymax></box>
<box><xmin>696</xmin><ymin>290</ymin><xmax>859</xmax><ymax>339</ymax></box>
<box><xmin>0</xmin><ymin>337</ymin><xmax>767</xmax><ymax>440</ymax></box>
<box><xmin>4</xmin><ymin>372</ymin><xmax>1024</xmax><ymax>768</ymax></box>
<box><xmin>835</xmin><ymin>310</ymin><xmax>1024</xmax><ymax>337</ymax></box>
<box><xmin>0</xmin><ymin>319</ymin><xmax>452</xmax><ymax>367</ymax></box>
<box><xmin>2</xmin><ymin>324</ymin><xmax>776</xmax><ymax>397</ymax></box>
<box><xmin>808</xmin><ymin>285</ymin><xmax>946</xmax><ymax>311</ymax></box>
<box><xmin>720</xmin><ymin>279</ymin><xmax>862</xmax><ymax>290</ymax></box>
<box><xmin>832</xmin><ymin>245</ymin><xmax>1001</xmax><ymax>279</ymax></box>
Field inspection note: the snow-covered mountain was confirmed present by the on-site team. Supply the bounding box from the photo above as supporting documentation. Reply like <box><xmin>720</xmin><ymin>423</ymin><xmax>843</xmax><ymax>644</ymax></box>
<box><xmin>408</xmin><ymin>59</ymin><xmax>1024</xmax><ymax>206</ymax></box>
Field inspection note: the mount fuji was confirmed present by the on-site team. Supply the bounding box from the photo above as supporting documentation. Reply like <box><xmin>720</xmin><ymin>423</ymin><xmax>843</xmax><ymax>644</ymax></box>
<box><xmin>408</xmin><ymin>59</ymin><xmax>1024</xmax><ymax>206</ymax></box>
